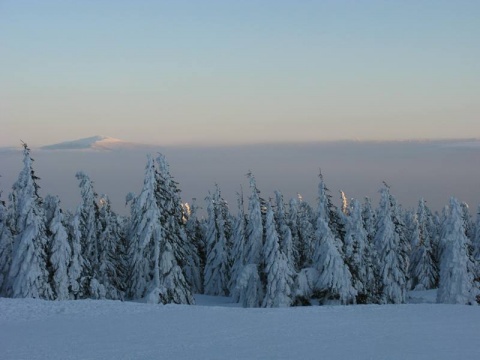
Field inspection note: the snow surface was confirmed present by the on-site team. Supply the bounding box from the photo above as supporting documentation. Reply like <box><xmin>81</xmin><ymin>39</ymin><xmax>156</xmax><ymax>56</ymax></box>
<box><xmin>1</xmin><ymin>293</ymin><xmax>479</xmax><ymax>360</ymax></box>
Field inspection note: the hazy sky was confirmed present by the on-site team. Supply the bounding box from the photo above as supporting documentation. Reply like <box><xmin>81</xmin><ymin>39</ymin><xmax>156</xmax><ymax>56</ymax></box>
<box><xmin>1</xmin><ymin>0</ymin><xmax>479</xmax><ymax>146</ymax></box>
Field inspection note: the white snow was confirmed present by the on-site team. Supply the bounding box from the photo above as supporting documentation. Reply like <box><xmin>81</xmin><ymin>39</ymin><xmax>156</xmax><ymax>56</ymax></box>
<box><xmin>1</xmin><ymin>293</ymin><xmax>479</xmax><ymax>360</ymax></box>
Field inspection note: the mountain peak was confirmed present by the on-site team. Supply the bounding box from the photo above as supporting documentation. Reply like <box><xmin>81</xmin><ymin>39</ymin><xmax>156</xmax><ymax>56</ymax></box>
<box><xmin>41</xmin><ymin>135</ymin><xmax>135</xmax><ymax>151</ymax></box>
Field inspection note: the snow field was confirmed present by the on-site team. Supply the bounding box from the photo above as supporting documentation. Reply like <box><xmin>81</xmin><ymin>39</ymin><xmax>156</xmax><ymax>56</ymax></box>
<box><xmin>1</xmin><ymin>296</ymin><xmax>479</xmax><ymax>360</ymax></box>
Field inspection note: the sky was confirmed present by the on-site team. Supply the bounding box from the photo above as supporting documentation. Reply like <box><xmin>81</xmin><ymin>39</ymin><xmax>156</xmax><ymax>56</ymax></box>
<box><xmin>1</xmin><ymin>0</ymin><xmax>479</xmax><ymax>147</ymax></box>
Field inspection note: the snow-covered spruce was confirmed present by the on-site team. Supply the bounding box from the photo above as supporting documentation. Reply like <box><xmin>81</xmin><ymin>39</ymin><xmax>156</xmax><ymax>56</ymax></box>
<box><xmin>203</xmin><ymin>186</ymin><xmax>230</xmax><ymax>296</ymax></box>
<box><xmin>0</xmin><ymin>186</ymin><xmax>13</xmax><ymax>296</ymax></box>
<box><xmin>374</xmin><ymin>185</ymin><xmax>408</xmax><ymax>304</ymax></box>
<box><xmin>5</xmin><ymin>143</ymin><xmax>52</xmax><ymax>299</ymax></box>
<box><xmin>44</xmin><ymin>195</ymin><xmax>71</xmax><ymax>300</ymax></box>
<box><xmin>262</xmin><ymin>204</ymin><xmax>294</xmax><ymax>307</ymax></box>
<box><xmin>436</xmin><ymin>198</ymin><xmax>477</xmax><ymax>305</ymax></box>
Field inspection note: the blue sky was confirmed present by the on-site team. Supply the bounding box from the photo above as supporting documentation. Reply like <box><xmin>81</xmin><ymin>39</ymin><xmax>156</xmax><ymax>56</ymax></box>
<box><xmin>1</xmin><ymin>0</ymin><xmax>479</xmax><ymax>146</ymax></box>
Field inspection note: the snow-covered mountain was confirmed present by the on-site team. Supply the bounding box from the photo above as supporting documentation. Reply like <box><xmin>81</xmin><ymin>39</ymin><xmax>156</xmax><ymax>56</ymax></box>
<box><xmin>40</xmin><ymin>135</ymin><xmax>142</xmax><ymax>151</ymax></box>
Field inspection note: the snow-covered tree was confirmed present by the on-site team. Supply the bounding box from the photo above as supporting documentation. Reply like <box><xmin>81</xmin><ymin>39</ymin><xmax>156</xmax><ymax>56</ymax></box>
<box><xmin>203</xmin><ymin>186</ymin><xmax>230</xmax><ymax>296</ymax></box>
<box><xmin>127</xmin><ymin>156</ymin><xmax>164</xmax><ymax>301</ymax></box>
<box><xmin>473</xmin><ymin>205</ymin><xmax>480</xmax><ymax>278</ymax></box>
<box><xmin>274</xmin><ymin>191</ymin><xmax>295</xmax><ymax>271</ymax></box>
<box><xmin>297</xmin><ymin>194</ymin><xmax>316</xmax><ymax>267</ymax></box>
<box><xmin>236</xmin><ymin>264</ymin><xmax>263</xmax><ymax>308</ymax></box>
<box><xmin>344</xmin><ymin>199</ymin><xmax>373</xmax><ymax>302</ymax></box>
<box><xmin>229</xmin><ymin>191</ymin><xmax>247</xmax><ymax>299</ymax></box>
<box><xmin>437</xmin><ymin>198</ymin><xmax>477</xmax><ymax>305</ymax></box>
<box><xmin>236</xmin><ymin>173</ymin><xmax>264</xmax><ymax>307</ymax></box>
<box><xmin>128</xmin><ymin>155</ymin><xmax>194</xmax><ymax>304</ymax></box>
<box><xmin>313</xmin><ymin>216</ymin><xmax>357</xmax><ymax>304</ymax></box>
<box><xmin>262</xmin><ymin>204</ymin><xmax>294</xmax><ymax>307</ymax></box>
<box><xmin>374</xmin><ymin>185</ymin><xmax>407</xmax><ymax>304</ymax></box>
<box><xmin>184</xmin><ymin>199</ymin><xmax>204</xmax><ymax>294</ymax></box>
<box><xmin>44</xmin><ymin>195</ymin><xmax>71</xmax><ymax>300</ymax></box>
<box><xmin>97</xmin><ymin>195</ymin><xmax>125</xmax><ymax>300</ymax></box>
<box><xmin>408</xmin><ymin>199</ymin><xmax>438</xmax><ymax>290</ymax></box>
<box><xmin>6</xmin><ymin>143</ymin><xmax>52</xmax><ymax>299</ymax></box>
<box><xmin>244</xmin><ymin>173</ymin><xmax>263</xmax><ymax>266</ymax></box>
<box><xmin>73</xmin><ymin>171</ymin><xmax>102</xmax><ymax>298</ymax></box>
<box><xmin>0</xmin><ymin>185</ymin><xmax>13</xmax><ymax>296</ymax></box>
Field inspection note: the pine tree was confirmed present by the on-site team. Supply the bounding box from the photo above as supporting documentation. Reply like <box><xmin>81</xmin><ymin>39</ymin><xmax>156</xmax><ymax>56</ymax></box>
<box><xmin>313</xmin><ymin>216</ymin><xmax>357</xmax><ymax>304</ymax></box>
<box><xmin>128</xmin><ymin>154</ymin><xmax>194</xmax><ymax>304</ymax></box>
<box><xmin>97</xmin><ymin>195</ymin><xmax>124</xmax><ymax>300</ymax></box>
<box><xmin>44</xmin><ymin>195</ymin><xmax>71</xmax><ymax>300</ymax></box>
<box><xmin>184</xmin><ymin>199</ymin><xmax>204</xmax><ymax>294</ymax></box>
<box><xmin>473</xmin><ymin>205</ymin><xmax>480</xmax><ymax>279</ymax></box>
<box><xmin>6</xmin><ymin>143</ymin><xmax>52</xmax><ymax>299</ymax></box>
<box><xmin>296</xmin><ymin>195</ymin><xmax>316</xmax><ymax>267</ymax></box>
<box><xmin>344</xmin><ymin>199</ymin><xmax>371</xmax><ymax>302</ymax></box>
<box><xmin>262</xmin><ymin>204</ymin><xmax>294</xmax><ymax>307</ymax></box>
<box><xmin>67</xmin><ymin>210</ymin><xmax>85</xmax><ymax>299</ymax></box>
<box><xmin>274</xmin><ymin>191</ymin><xmax>295</xmax><ymax>272</ymax></box>
<box><xmin>236</xmin><ymin>173</ymin><xmax>264</xmax><ymax>307</ymax></box>
<box><xmin>437</xmin><ymin>198</ymin><xmax>477</xmax><ymax>305</ymax></box>
<box><xmin>74</xmin><ymin>171</ymin><xmax>103</xmax><ymax>298</ymax></box>
<box><xmin>229</xmin><ymin>191</ymin><xmax>247</xmax><ymax>300</ymax></box>
<box><xmin>0</xmin><ymin>184</ymin><xmax>13</xmax><ymax>296</ymax></box>
<box><xmin>287</xmin><ymin>198</ymin><xmax>302</xmax><ymax>271</ymax></box>
<box><xmin>374</xmin><ymin>185</ymin><xmax>407</xmax><ymax>304</ymax></box>
<box><xmin>203</xmin><ymin>186</ymin><xmax>230</xmax><ymax>296</ymax></box>
<box><xmin>408</xmin><ymin>199</ymin><xmax>438</xmax><ymax>290</ymax></box>
<box><xmin>244</xmin><ymin>173</ymin><xmax>263</xmax><ymax>266</ymax></box>
<box><xmin>127</xmin><ymin>155</ymin><xmax>164</xmax><ymax>301</ymax></box>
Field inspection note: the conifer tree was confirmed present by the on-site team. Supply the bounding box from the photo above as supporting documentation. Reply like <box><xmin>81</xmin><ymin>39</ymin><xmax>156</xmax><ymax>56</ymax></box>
<box><xmin>0</xmin><ymin>184</ymin><xmax>13</xmax><ymax>296</ymax></box>
<box><xmin>473</xmin><ymin>205</ymin><xmax>480</xmax><ymax>279</ymax></box>
<box><xmin>409</xmin><ymin>199</ymin><xmax>438</xmax><ymax>290</ymax></box>
<box><xmin>97</xmin><ymin>195</ymin><xmax>124</xmax><ymax>300</ymax></box>
<box><xmin>437</xmin><ymin>198</ymin><xmax>477</xmax><ymax>304</ymax></box>
<box><xmin>344</xmin><ymin>199</ymin><xmax>371</xmax><ymax>302</ymax></box>
<box><xmin>127</xmin><ymin>156</ymin><xmax>164</xmax><ymax>301</ymax></box>
<box><xmin>6</xmin><ymin>143</ymin><xmax>52</xmax><ymax>299</ymax></box>
<box><xmin>236</xmin><ymin>173</ymin><xmax>264</xmax><ymax>307</ymax></box>
<box><xmin>229</xmin><ymin>191</ymin><xmax>247</xmax><ymax>299</ymax></box>
<box><xmin>274</xmin><ymin>191</ymin><xmax>295</xmax><ymax>271</ymax></box>
<box><xmin>74</xmin><ymin>171</ymin><xmax>103</xmax><ymax>298</ymax></box>
<box><xmin>184</xmin><ymin>199</ymin><xmax>204</xmax><ymax>294</ymax></box>
<box><xmin>374</xmin><ymin>185</ymin><xmax>407</xmax><ymax>304</ymax></box>
<box><xmin>204</xmin><ymin>186</ymin><xmax>230</xmax><ymax>296</ymax></box>
<box><xmin>44</xmin><ymin>195</ymin><xmax>71</xmax><ymax>300</ymax></box>
<box><xmin>262</xmin><ymin>204</ymin><xmax>294</xmax><ymax>307</ymax></box>
<box><xmin>313</xmin><ymin>216</ymin><xmax>357</xmax><ymax>304</ymax></box>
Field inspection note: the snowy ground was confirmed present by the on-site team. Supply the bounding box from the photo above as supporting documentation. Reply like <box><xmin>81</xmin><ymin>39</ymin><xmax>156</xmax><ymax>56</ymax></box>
<box><xmin>1</xmin><ymin>292</ymin><xmax>479</xmax><ymax>360</ymax></box>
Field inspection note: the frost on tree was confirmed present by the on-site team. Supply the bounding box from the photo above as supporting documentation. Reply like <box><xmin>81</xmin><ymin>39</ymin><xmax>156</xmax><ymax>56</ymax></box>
<box><xmin>128</xmin><ymin>155</ymin><xmax>194</xmax><ymax>304</ymax></box>
<box><xmin>473</xmin><ymin>205</ymin><xmax>480</xmax><ymax>279</ymax></box>
<box><xmin>262</xmin><ymin>204</ymin><xmax>294</xmax><ymax>307</ymax></box>
<box><xmin>97</xmin><ymin>195</ymin><xmax>126</xmax><ymax>300</ymax></box>
<box><xmin>204</xmin><ymin>186</ymin><xmax>230</xmax><ymax>296</ymax></box>
<box><xmin>244</xmin><ymin>173</ymin><xmax>263</xmax><ymax>266</ymax></box>
<box><xmin>236</xmin><ymin>264</ymin><xmax>263</xmax><ymax>308</ymax></box>
<box><xmin>44</xmin><ymin>195</ymin><xmax>71</xmax><ymax>300</ymax></box>
<box><xmin>184</xmin><ymin>199</ymin><xmax>204</xmax><ymax>294</ymax></box>
<box><xmin>408</xmin><ymin>199</ymin><xmax>438</xmax><ymax>291</ymax></box>
<box><xmin>0</xmin><ymin>185</ymin><xmax>13</xmax><ymax>296</ymax></box>
<box><xmin>374</xmin><ymin>186</ymin><xmax>407</xmax><ymax>304</ymax></box>
<box><xmin>155</xmin><ymin>154</ymin><xmax>196</xmax><ymax>302</ymax></box>
<box><xmin>6</xmin><ymin>143</ymin><xmax>52</xmax><ymax>299</ymax></box>
<box><xmin>437</xmin><ymin>198</ymin><xmax>477</xmax><ymax>305</ymax></box>
<box><xmin>344</xmin><ymin>199</ymin><xmax>374</xmax><ymax>303</ymax></box>
<box><xmin>274</xmin><ymin>191</ymin><xmax>296</xmax><ymax>274</ymax></box>
<box><xmin>128</xmin><ymin>156</ymin><xmax>164</xmax><ymax>301</ymax></box>
<box><xmin>74</xmin><ymin>171</ymin><xmax>103</xmax><ymax>298</ymax></box>
<box><xmin>313</xmin><ymin>216</ymin><xmax>356</xmax><ymax>305</ymax></box>
<box><xmin>229</xmin><ymin>191</ymin><xmax>246</xmax><ymax>300</ymax></box>
<box><xmin>235</xmin><ymin>173</ymin><xmax>264</xmax><ymax>307</ymax></box>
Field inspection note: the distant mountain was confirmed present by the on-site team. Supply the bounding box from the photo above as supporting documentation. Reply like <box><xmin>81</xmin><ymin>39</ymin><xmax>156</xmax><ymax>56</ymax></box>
<box><xmin>41</xmin><ymin>136</ymin><xmax>146</xmax><ymax>151</ymax></box>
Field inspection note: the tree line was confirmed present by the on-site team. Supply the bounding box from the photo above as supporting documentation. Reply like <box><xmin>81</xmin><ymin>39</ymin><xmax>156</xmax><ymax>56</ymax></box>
<box><xmin>0</xmin><ymin>144</ymin><xmax>479</xmax><ymax>306</ymax></box>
